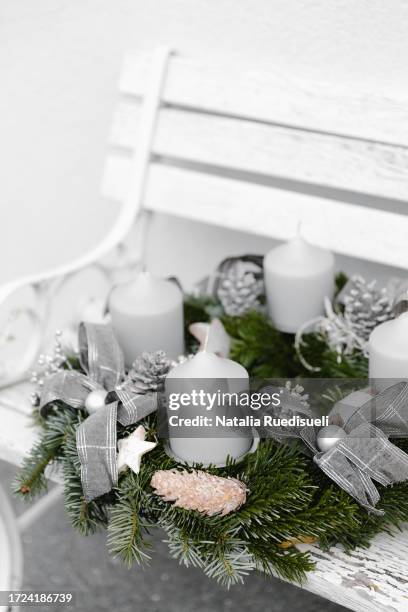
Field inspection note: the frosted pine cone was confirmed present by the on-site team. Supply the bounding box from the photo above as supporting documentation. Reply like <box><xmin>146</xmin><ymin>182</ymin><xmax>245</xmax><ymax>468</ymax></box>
<box><xmin>151</xmin><ymin>469</ymin><xmax>247</xmax><ymax>516</ymax></box>
<box><xmin>342</xmin><ymin>276</ymin><xmax>393</xmax><ymax>341</ymax></box>
<box><xmin>216</xmin><ymin>259</ymin><xmax>264</xmax><ymax>316</ymax></box>
<box><xmin>128</xmin><ymin>351</ymin><xmax>172</xmax><ymax>393</ymax></box>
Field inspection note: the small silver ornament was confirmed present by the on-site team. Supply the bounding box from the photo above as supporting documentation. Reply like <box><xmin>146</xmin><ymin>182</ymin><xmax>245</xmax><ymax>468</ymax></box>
<box><xmin>85</xmin><ymin>389</ymin><xmax>108</xmax><ymax>414</ymax></box>
<box><xmin>316</xmin><ymin>424</ymin><xmax>347</xmax><ymax>452</ymax></box>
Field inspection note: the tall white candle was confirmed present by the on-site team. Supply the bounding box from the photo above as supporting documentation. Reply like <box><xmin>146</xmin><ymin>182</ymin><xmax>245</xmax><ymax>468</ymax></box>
<box><xmin>109</xmin><ymin>270</ymin><xmax>184</xmax><ymax>366</ymax></box>
<box><xmin>369</xmin><ymin>312</ymin><xmax>408</xmax><ymax>390</ymax></box>
<box><xmin>263</xmin><ymin>235</ymin><xmax>335</xmax><ymax>333</ymax></box>
<box><xmin>166</xmin><ymin>351</ymin><xmax>252</xmax><ymax>465</ymax></box>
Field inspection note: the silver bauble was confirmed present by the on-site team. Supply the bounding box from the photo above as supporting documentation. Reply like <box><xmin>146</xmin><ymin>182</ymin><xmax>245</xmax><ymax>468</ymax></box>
<box><xmin>316</xmin><ymin>425</ymin><xmax>347</xmax><ymax>452</ymax></box>
<box><xmin>85</xmin><ymin>389</ymin><xmax>108</xmax><ymax>414</ymax></box>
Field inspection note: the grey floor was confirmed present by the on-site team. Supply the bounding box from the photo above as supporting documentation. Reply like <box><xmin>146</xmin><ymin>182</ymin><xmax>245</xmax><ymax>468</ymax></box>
<box><xmin>1</xmin><ymin>461</ymin><xmax>348</xmax><ymax>612</ymax></box>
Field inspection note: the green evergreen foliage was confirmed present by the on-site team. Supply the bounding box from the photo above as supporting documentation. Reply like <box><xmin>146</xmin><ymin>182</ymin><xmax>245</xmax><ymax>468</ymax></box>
<box><xmin>15</xmin><ymin>401</ymin><xmax>408</xmax><ymax>586</ymax></box>
<box><xmin>13</xmin><ymin>405</ymin><xmax>76</xmax><ymax>499</ymax></box>
<box><xmin>183</xmin><ymin>272</ymin><xmax>369</xmax><ymax>380</ymax></box>
<box><xmin>14</xmin><ymin>284</ymin><xmax>408</xmax><ymax>587</ymax></box>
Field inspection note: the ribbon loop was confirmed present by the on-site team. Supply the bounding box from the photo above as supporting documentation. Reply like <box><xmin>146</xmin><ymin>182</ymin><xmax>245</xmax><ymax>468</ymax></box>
<box><xmin>116</xmin><ymin>382</ymin><xmax>158</xmax><ymax>426</ymax></box>
<box><xmin>315</xmin><ymin>447</ymin><xmax>382</xmax><ymax>514</ymax></box>
<box><xmin>264</xmin><ymin>382</ymin><xmax>408</xmax><ymax>514</ymax></box>
<box><xmin>76</xmin><ymin>402</ymin><xmax>119</xmax><ymax>501</ymax></box>
<box><xmin>39</xmin><ymin>322</ymin><xmax>159</xmax><ymax>501</ymax></box>
<box><xmin>345</xmin><ymin>382</ymin><xmax>408</xmax><ymax>437</ymax></box>
<box><xmin>40</xmin><ymin>370</ymin><xmax>101</xmax><ymax>414</ymax></box>
<box><xmin>79</xmin><ymin>322</ymin><xmax>124</xmax><ymax>389</ymax></box>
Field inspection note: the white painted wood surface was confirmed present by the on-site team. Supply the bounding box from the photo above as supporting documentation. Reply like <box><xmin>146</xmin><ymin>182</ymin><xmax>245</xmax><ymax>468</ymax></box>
<box><xmin>103</xmin><ymin>163</ymin><xmax>408</xmax><ymax>269</ymax></box>
<box><xmin>302</xmin><ymin>534</ymin><xmax>408</xmax><ymax>612</ymax></box>
<box><xmin>109</xmin><ymin>100</ymin><xmax>408</xmax><ymax>201</ymax></box>
<box><xmin>119</xmin><ymin>54</ymin><xmax>408</xmax><ymax>146</ymax></box>
<box><xmin>1</xmin><ymin>385</ymin><xmax>407</xmax><ymax>612</ymax></box>
<box><xmin>102</xmin><ymin>53</ymin><xmax>408</xmax><ymax>272</ymax></box>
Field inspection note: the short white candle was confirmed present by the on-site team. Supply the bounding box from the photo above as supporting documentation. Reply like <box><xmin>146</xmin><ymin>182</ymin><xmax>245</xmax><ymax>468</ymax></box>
<box><xmin>109</xmin><ymin>270</ymin><xmax>184</xmax><ymax>366</ymax></box>
<box><xmin>369</xmin><ymin>312</ymin><xmax>408</xmax><ymax>390</ymax></box>
<box><xmin>263</xmin><ymin>235</ymin><xmax>335</xmax><ymax>333</ymax></box>
<box><xmin>166</xmin><ymin>351</ymin><xmax>252</xmax><ymax>465</ymax></box>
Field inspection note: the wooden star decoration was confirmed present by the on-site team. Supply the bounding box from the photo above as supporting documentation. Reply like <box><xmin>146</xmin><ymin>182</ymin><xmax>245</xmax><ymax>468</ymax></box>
<box><xmin>117</xmin><ymin>425</ymin><xmax>157</xmax><ymax>475</ymax></box>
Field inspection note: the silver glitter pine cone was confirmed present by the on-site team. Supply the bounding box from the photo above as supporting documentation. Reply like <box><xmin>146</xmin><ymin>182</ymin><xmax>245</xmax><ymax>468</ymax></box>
<box><xmin>343</xmin><ymin>275</ymin><xmax>393</xmax><ymax>341</ymax></box>
<box><xmin>128</xmin><ymin>350</ymin><xmax>172</xmax><ymax>393</ymax></box>
<box><xmin>216</xmin><ymin>259</ymin><xmax>264</xmax><ymax>316</ymax></box>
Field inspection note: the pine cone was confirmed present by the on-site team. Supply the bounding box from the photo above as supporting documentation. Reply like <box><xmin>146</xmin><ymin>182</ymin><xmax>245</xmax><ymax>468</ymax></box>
<box><xmin>151</xmin><ymin>469</ymin><xmax>247</xmax><ymax>516</ymax></box>
<box><xmin>128</xmin><ymin>351</ymin><xmax>172</xmax><ymax>393</ymax></box>
<box><xmin>216</xmin><ymin>259</ymin><xmax>264</xmax><ymax>316</ymax></box>
<box><xmin>343</xmin><ymin>276</ymin><xmax>393</xmax><ymax>341</ymax></box>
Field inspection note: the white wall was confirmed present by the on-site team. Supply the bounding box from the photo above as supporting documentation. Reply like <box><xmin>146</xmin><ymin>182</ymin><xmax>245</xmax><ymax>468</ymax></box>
<box><xmin>1</xmin><ymin>1</ymin><xmax>408</xmax><ymax>288</ymax></box>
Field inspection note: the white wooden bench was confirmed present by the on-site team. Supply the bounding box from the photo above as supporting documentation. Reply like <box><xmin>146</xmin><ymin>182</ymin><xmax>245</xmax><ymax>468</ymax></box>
<box><xmin>1</xmin><ymin>47</ymin><xmax>408</xmax><ymax>611</ymax></box>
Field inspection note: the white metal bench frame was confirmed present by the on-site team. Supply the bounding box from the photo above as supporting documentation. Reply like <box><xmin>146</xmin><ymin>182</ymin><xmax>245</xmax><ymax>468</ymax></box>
<box><xmin>0</xmin><ymin>47</ymin><xmax>173</xmax><ymax>388</ymax></box>
<box><xmin>1</xmin><ymin>46</ymin><xmax>408</xmax><ymax>611</ymax></box>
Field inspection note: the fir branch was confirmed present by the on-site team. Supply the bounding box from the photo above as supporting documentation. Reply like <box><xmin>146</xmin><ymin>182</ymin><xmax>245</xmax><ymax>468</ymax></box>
<box><xmin>252</xmin><ymin>545</ymin><xmax>315</xmax><ymax>584</ymax></box>
<box><xmin>108</xmin><ymin>497</ymin><xmax>153</xmax><ymax>566</ymax></box>
<box><xmin>202</xmin><ymin>541</ymin><xmax>256</xmax><ymax>587</ymax></box>
<box><xmin>222</xmin><ymin>311</ymin><xmax>297</xmax><ymax>377</ymax></box>
<box><xmin>12</xmin><ymin>442</ymin><xmax>54</xmax><ymax>499</ymax></box>
<box><xmin>294</xmin><ymin>331</ymin><xmax>368</xmax><ymax>378</ymax></box>
<box><xmin>107</xmin><ymin>470</ymin><xmax>157</xmax><ymax>565</ymax></box>
<box><xmin>163</xmin><ymin>525</ymin><xmax>205</xmax><ymax>569</ymax></box>
<box><xmin>13</xmin><ymin>406</ymin><xmax>77</xmax><ymax>499</ymax></box>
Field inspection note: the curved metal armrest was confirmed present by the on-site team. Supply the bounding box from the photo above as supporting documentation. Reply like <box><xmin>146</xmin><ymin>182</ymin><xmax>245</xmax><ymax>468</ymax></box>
<box><xmin>0</xmin><ymin>47</ymin><xmax>172</xmax><ymax>389</ymax></box>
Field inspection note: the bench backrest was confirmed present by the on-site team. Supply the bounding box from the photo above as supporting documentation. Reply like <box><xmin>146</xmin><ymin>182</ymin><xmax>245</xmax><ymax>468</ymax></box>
<box><xmin>102</xmin><ymin>49</ymin><xmax>408</xmax><ymax>270</ymax></box>
<box><xmin>2</xmin><ymin>47</ymin><xmax>408</xmax><ymax>388</ymax></box>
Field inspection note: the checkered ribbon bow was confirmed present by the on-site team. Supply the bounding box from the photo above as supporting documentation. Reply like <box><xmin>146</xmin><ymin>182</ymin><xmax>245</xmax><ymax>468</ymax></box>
<box><xmin>264</xmin><ymin>383</ymin><xmax>408</xmax><ymax>515</ymax></box>
<box><xmin>40</xmin><ymin>323</ymin><xmax>157</xmax><ymax>501</ymax></box>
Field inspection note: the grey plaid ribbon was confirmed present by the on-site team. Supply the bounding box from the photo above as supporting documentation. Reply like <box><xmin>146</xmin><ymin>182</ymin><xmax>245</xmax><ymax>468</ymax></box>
<box><xmin>262</xmin><ymin>382</ymin><xmax>408</xmax><ymax>515</ymax></box>
<box><xmin>40</xmin><ymin>322</ymin><xmax>158</xmax><ymax>501</ymax></box>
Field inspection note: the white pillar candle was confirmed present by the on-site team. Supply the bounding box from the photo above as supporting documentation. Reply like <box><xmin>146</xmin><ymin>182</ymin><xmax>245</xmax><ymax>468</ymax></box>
<box><xmin>264</xmin><ymin>235</ymin><xmax>335</xmax><ymax>333</ymax></box>
<box><xmin>369</xmin><ymin>312</ymin><xmax>408</xmax><ymax>390</ymax></box>
<box><xmin>109</xmin><ymin>270</ymin><xmax>184</xmax><ymax>366</ymax></box>
<box><xmin>166</xmin><ymin>351</ymin><xmax>252</xmax><ymax>465</ymax></box>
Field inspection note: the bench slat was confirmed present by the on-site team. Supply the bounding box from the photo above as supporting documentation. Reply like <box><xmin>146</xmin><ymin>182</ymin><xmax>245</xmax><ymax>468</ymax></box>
<box><xmin>120</xmin><ymin>54</ymin><xmax>408</xmax><ymax>147</ymax></box>
<box><xmin>303</xmin><ymin>531</ymin><xmax>408</xmax><ymax>612</ymax></box>
<box><xmin>110</xmin><ymin>100</ymin><xmax>408</xmax><ymax>201</ymax></box>
<box><xmin>102</xmin><ymin>161</ymin><xmax>408</xmax><ymax>269</ymax></box>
